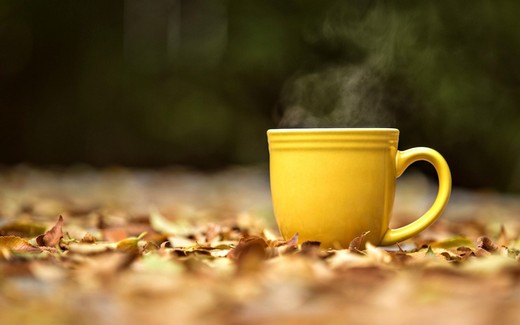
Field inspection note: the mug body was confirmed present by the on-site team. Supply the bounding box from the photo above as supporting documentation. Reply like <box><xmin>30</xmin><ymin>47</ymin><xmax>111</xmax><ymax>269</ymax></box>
<box><xmin>267</xmin><ymin>128</ymin><xmax>399</xmax><ymax>248</ymax></box>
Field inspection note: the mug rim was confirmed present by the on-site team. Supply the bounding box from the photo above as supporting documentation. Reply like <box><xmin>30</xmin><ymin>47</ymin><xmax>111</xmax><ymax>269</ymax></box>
<box><xmin>268</xmin><ymin>127</ymin><xmax>398</xmax><ymax>133</ymax></box>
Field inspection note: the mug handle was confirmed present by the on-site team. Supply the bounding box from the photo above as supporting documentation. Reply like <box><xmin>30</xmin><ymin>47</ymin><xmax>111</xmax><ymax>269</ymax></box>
<box><xmin>379</xmin><ymin>147</ymin><xmax>452</xmax><ymax>246</ymax></box>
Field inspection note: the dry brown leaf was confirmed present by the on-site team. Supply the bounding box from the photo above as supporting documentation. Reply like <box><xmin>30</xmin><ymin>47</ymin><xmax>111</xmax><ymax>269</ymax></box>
<box><xmin>80</xmin><ymin>232</ymin><xmax>97</xmax><ymax>244</ymax></box>
<box><xmin>265</xmin><ymin>232</ymin><xmax>298</xmax><ymax>248</ymax></box>
<box><xmin>228</xmin><ymin>236</ymin><xmax>268</xmax><ymax>261</ymax></box>
<box><xmin>280</xmin><ymin>233</ymin><xmax>299</xmax><ymax>247</ymax></box>
<box><xmin>477</xmin><ymin>236</ymin><xmax>498</xmax><ymax>252</ymax></box>
<box><xmin>228</xmin><ymin>236</ymin><xmax>268</xmax><ymax>273</ymax></box>
<box><xmin>455</xmin><ymin>246</ymin><xmax>475</xmax><ymax>260</ymax></box>
<box><xmin>300</xmin><ymin>241</ymin><xmax>325</xmax><ymax>259</ymax></box>
<box><xmin>267</xmin><ymin>233</ymin><xmax>299</xmax><ymax>257</ymax></box>
<box><xmin>36</xmin><ymin>215</ymin><xmax>64</xmax><ymax>247</ymax></box>
<box><xmin>349</xmin><ymin>231</ymin><xmax>370</xmax><ymax>253</ymax></box>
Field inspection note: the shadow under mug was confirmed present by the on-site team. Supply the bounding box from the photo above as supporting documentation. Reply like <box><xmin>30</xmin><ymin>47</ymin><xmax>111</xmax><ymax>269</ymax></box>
<box><xmin>267</xmin><ymin>128</ymin><xmax>451</xmax><ymax>248</ymax></box>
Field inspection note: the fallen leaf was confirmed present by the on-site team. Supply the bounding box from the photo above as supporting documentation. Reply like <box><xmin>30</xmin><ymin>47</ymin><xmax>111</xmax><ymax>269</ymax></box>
<box><xmin>279</xmin><ymin>233</ymin><xmax>299</xmax><ymax>247</ymax></box>
<box><xmin>301</xmin><ymin>241</ymin><xmax>321</xmax><ymax>250</ymax></box>
<box><xmin>36</xmin><ymin>216</ymin><xmax>64</xmax><ymax>248</ymax></box>
<box><xmin>387</xmin><ymin>251</ymin><xmax>413</xmax><ymax>265</ymax></box>
<box><xmin>0</xmin><ymin>236</ymin><xmax>41</xmax><ymax>256</ymax></box>
<box><xmin>0</xmin><ymin>221</ymin><xmax>47</xmax><ymax>238</ymax></box>
<box><xmin>1</xmin><ymin>166</ymin><xmax>520</xmax><ymax>325</ymax></box>
<box><xmin>497</xmin><ymin>225</ymin><xmax>509</xmax><ymax>247</ymax></box>
<box><xmin>474</xmin><ymin>248</ymin><xmax>491</xmax><ymax>257</ymax></box>
<box><xmin>267</xmin><ymin>233</ymin><xmax>299</xmax><ymax>257</ymax></box>
<box><xmin>327</xmin><ymin>249</ymin><xmax>368</xmax><ymax>270</ymax></box>
<box><xmin>440</xmin><ymin>251</ymin><xmax>461</xmax><ymax>262</ymax></box>
<box><xmin>80</xmin><ymin>232</ymin><xmax>97</xmax><ymax>244</ymax></box>
<box><xmin>117</xmin><ymin>232</ymin><xmax>147</xmax><ymax>254</ymax></box>
<box><xmin>102</xmin><ymin>227</ymin><xmax>129</xmax><ymax>242</ymax></box>
<box><xmin>228</xmin><ymin>236</ymin><xmax>268</xmax><ymax>273</ymax></box>
<box><xmin>506</xmin><ymin>247</ymin><xmax>520</xmax><ymax>261</ymax></box>
<box><xmin>134</xmin><ymin>253</ymin><xmax>183</xmax><ymax>275</ymax></box>
<box><xmin>455</xmin><ymin>247</ymin><xmax>475</xmax><ymax>260</ymax></box>
<box><xmin>300</xmin><ymin>241</ymin><xmax>323</xmax><ymax>258</ymax></box>
<box><xmin>349</xmin><ymin>231</ymin><xmax>370</xmax><ymax>253</ymax></box>
<box><xmin>477</xmin><ymin>236</ymin><xmax>498</xmax><ymax>252</ymax></box>
<box><xmin>228</xmin><ymin>236</ymin><xmax>267</xmax><ymax>261</ymax></box>
<box><xmin>168</xmin><ymin>236</ymin><xmax>197</xmax><ymax>248</ymax></box>
<box><xmin>100</xmin><ymin>220</ymin><xmax>154</xmax><ymax>242</ymax></box>
<box><xmin>462</xmin><ymin>254</ymin><xmax>519</xmax><ymax>275</ymax></box>
<box><xmin>262</xmin><ymin>228</ymin><xmax>280</xmax><ymax>242</ymax></box>
<box><xmin>366</xmin><ymin>242</ymin><xmax>393</xmax><ymax>264</ymax></box>
<box><xmin>430</xmin><ymin>237</ymin><xmax>474</xmax><ymax>249</ymax></box>
<box><xmin>30</xmin><ymin>261</ymin><xmax>67</xmax><ymax>281</ymax></box>
<box><xmin>149</xmin><ymin>209</ymin><xmax>192</xmax><ymax>236</ymax></box>
<box><xmin>74</xmin><ymin>251</ymin><xmax>137</xmax><ymax>279</ymax></box>
<box><xmin>68</xmin><ymin>242</ymin><xmax>115</xmax><ymax>254</ymax></box>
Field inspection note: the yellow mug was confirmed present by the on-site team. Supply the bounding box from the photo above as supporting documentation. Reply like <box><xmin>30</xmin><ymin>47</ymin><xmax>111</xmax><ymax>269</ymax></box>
<box><xmin>267</xmin><ymin>128</ymin><xmax>451</xmax><ymax>248</ymax></box>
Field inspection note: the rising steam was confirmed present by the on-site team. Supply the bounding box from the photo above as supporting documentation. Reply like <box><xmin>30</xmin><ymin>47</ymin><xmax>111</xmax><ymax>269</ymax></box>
<box><xmin>278</xmin><ymin>64</ymin><xmax>395</xmax><ymax>128</ymax></box>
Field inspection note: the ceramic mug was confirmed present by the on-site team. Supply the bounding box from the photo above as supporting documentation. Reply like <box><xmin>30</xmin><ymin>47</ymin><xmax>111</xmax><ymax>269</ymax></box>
<box><xmin>267</xmin><ymin>128</ymin><xmax>451</xmax><ymax>248</ymax></box>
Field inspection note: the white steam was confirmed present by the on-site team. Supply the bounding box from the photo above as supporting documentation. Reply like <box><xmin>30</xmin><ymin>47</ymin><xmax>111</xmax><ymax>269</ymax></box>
<box><xmin>278</xmin><ymin>65</ymin><xmax>395</xmax><ymax>128</ymax></box>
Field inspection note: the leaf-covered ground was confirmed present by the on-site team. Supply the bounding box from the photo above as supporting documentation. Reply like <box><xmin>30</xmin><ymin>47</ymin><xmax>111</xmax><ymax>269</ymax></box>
<box><xmin>1</xmin><ymin>166</ymin><xmax>520</xmax><ymax>325</ymax></box>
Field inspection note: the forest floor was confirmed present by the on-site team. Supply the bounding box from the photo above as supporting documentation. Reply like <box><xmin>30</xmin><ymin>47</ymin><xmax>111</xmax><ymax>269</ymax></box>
<box><xmin>1</xmin><ymin>166</ymin><xmax>520</xmax><ymax>325</ymax></box>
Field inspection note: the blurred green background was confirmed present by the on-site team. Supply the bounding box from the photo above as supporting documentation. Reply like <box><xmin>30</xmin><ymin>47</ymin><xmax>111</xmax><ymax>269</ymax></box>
<box><xmin>1</xmin><ymin>0</ymin><xmax>519</xmax><ymax>191</ymax></box>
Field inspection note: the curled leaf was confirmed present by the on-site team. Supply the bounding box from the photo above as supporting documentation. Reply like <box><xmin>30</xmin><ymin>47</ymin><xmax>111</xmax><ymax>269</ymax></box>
<box><xmin>349</xmin><ymin>231</ymin><xmax>370</xmax><ymax>253</ymax></box>
<box><xmin>36</xmin><ymin>216</ymin><xmax>64</xmax><ymax>248</ymax></box>
<box><xmin>228</xmin><ymin>236</ymin><xmax>267</xmax><ymax>261</ymax></box>
<box><xmin>116</xmin><ymin>232</ymin><xmax>147</xmax><ymax>254</ymax></box>
<box><xmin>282</xmin><ymin>233</ymin><xmax>299</xmax><ymax>247</ymax></box>
<box><xmin>267</xmin><ymin>233</ymin><xmax>299</xmax><ymax>257</ymax></box>
<box><xmin>228</xmin><ymin>236</ymin><xmax>267</xmax><ymax>273</ymax></box>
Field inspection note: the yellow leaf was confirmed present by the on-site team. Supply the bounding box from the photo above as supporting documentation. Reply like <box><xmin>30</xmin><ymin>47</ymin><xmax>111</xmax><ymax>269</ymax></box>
<box><xmin>0</xmin><ymin>221</ymin><xmax>47</xmax><ymax>238</ymax></box>
<box><xmin>116</xmin><ymin>232</ymin><xmax>147</xmax><ymax>254</ymax></box>
<box><xmin>430</xmin><ymin>237</ymin><xmax>475</xmax><ymax>249</ymax></box>
<box><xmin>0</xmin><ymin>236</ymin><xmax>41</xmax><ymax>257</ymax></box>
<box><xmin>149</xmin><ymin>209</ymin><xmax>192</xmax><ymax>236</ymax></box>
